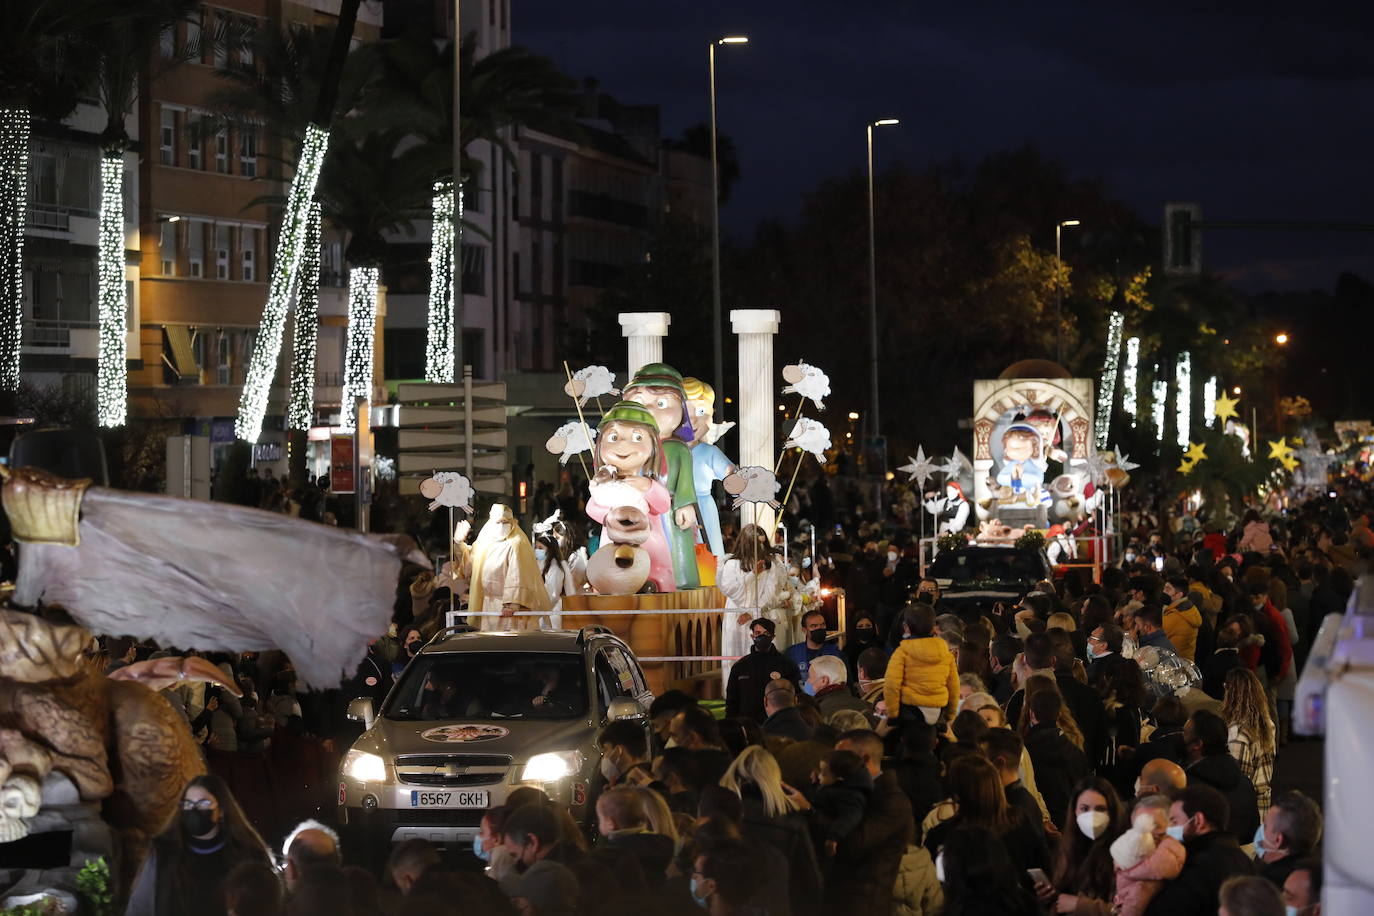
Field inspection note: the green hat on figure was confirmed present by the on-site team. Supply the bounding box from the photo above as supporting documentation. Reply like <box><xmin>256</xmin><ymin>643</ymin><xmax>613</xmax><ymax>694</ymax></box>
<box><xmin>598</xmin><ymin>400</ymin><xmax>660</xmax><ymax>432</ymax></box>
<box><xmin>624</xmin><ymin>362</ymin><xmax>694</xmax><ymax>442</ymax></box>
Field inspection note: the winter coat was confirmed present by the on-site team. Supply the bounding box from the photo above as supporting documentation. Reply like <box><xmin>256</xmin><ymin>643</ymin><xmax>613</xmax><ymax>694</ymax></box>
<box><xmin>1113</xmin><ymin>834</ymin><xmax>1186</xmax><ymax>916</ymax></box>
<box><xmin>741</xmin><ymin>796</ymin><xmax>823</xmax><ymax>916</ymax></box>
<box><xmin>762</xmin><ymin>705</ymin><xmax>815</xmax><ymax>743</ymax></box>
<box><xmin>726</xmin><ymin>646</ymin><xmax>801</xmax><ymax>721</ymax></box>
<box><xmin>1143</xmin><ymin>831</ymin><xmax>1253</xmax><ymax>916</ymax></box>
<box><xmin>883</xmin><ymin>636</ymin><xmax>958</xmax><ymax>718</ymax></box>
<box><xmin>815</xmin><ymin>683</ymin><xmax>873</xmax><ymax>723</ymax></box>
<box><xmin>892</xmin><ymin>844</ymin><xmax>944</xmax><ymax>916</ymax></box>
<box><xmin>1163</xmin><ymin>598</ymin><xmax>1203</xmax><ymax>662</ymax></box>
<box><xmin>1201</xmin><ymin>648</ymin><xmax>1243</xmax><ymax>700</ymax></box>
<box><xmin>827</xmin><ymin>770</ymin><xmax>915</xmax><ymax>916</ymax></box>
<box><xmin>1024</xmin><ymin>724</ymin><xmax>1089</xmax><ymax>830</ymax></box>
<box><xmin>1185</xmin><ymin>754</ymin><xmax>1260</xmax><ymax>843</ymax></box>
<box><xmin>1239</xmin><ymin>520</ymin><xmax>1273</xmax><ymax>554</ymax></box>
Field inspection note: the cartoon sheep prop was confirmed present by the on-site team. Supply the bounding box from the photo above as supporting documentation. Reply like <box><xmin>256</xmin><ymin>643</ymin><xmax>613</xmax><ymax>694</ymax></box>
<box><xmin>784</xmin><ymin>417</ymin><xmax>832</xmax><ymax>461</ymax></box>
<box><xmin>544</xmin><ymin>421</ymin><xmax>597</xmax><ymax>465</ymax></box>
<box><xmin>722</xmin><ymin>466</ymin><xmax>782</xmax><ymax>510</ymax></box>
<box><xmin>781</xmin><ymin>361</ymin><xmax>831</xmax><ymax>410</ymax></box>
<box><xmin>417</xmin><ymin>471</ymin><xmax>474</xmax><ymax>513</ymax></box>
<box><xmin>563</xmin><ymin>365</ymin><xmax>620</xmax><ymax>407</ymax></box>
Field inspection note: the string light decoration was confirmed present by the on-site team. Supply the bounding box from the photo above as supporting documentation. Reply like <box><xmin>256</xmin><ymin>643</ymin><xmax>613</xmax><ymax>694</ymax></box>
<box><xmin>425</xmin><ymin>178</ymin><xmax>455</xmax><ymax>383</ymax></box>
<box><xmin>236</xmin><ymin>124</ymin><xmax>330</xmax><ymax>443</ymax></box>
<box><xmin>1094</xmin><ymin>311</ymin><xmax>1125</xmax><ymax>449</ymax></box>
<box><xmin>1203</xmin><ymin>376</ymin><xmax>1217</xmax><ymax>428</ymax></box>
<box><xmin>339</xmin><ymin>265</ymin><xmax>379</xmax><ymax>432</ymax></box>
<box><xmin>1151</xmin><ymin>369</ymin><xmax>1167</xmax><ymax>444</ymax></box>
<box><xmin>1175</xmin><ymin>351</ymin><xmax>1192</xmax><ymax>448</ymax></box>
<box><xmin>0</xmin><ymin>109</ymin><xmax>30</xmax><ymax>391</ymax></box>
<box><xmin>1122</xmin><ymin>337</ymin><xmax>1141</xmax><ymax>428</ymax></box>
<box><xmin>287</xmin><ymin>202</ymin><xmax>322</xmax><ymax>431</ymax></box>
<box><xmin>96</xmin><ymin>153</ymin><xmax>128</xmax><ymax>427</ymax></box>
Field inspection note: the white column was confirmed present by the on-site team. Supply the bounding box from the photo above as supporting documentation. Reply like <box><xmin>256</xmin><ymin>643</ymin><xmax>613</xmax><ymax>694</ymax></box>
<box><xmin>731</xmin><ymin>308</ymin><xmax>781</xmax><ymax>531</ymax></box>
<box><xmin>618</xmin><ymin>312</ymin><xmax>671</xmax><ymax>379</ymax></box>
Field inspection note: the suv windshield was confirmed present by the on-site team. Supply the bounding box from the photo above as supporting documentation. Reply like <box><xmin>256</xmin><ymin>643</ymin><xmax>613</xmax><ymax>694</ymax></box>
<box><xmin>930</xmin><ymin>549</ymin><xmax>1042</xmax><ymax>585</ymax></box>
<box><xmin>384</xmin><ymin>652</ymin><xmax>588</xmax><ymax>722</ymax></box>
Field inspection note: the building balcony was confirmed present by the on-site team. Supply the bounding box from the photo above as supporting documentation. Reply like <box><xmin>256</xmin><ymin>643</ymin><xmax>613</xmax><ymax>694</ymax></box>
<box><xmin>21</xmin><ymin>320</ymin><xmax>99</xmax><ymax>358</ymax></box>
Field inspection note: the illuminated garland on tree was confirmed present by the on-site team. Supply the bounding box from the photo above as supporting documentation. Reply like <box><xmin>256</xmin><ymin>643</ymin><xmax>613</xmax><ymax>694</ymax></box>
<box><xmin>1203</xmin><ymin>376</ymin><xmax>1217</xmax><ymax>427</ymax></box>
<box><xmin>236</xmin><ymin>124</ymin><xmax>330</xmax><ymax>443</ymax></box>
<box><xmin>1094</xmin><ymin>310</ymin><xmax>1125</xmax><ymax>449</ymax></box>
<box><xmin>1122</xmin><ymin>337</ymin><xmax>1141</xmax><ymax>428</ymax></box>
<box><xmin>0</xmin><ymin>110</ymin><xmax>27</xmax><ymax>392</ymax></box>
<box><xmin>339</xmin><ymin>265</ymin><xmax>379</xmax><ymax>432</ymax></box>
<box><xmin>425</xmin><ymin>178</ymin><xmax>455</xmax><ymax>383</ymax></box>
<box><xmin>287</xmin><ymin>202</ymin><xmax>322</xmax><ymax>431</ymax></box>
<box><xmin>96</xmin><ymin>153</ymin><xmax>128</xmax><ymax>427</ymax></box>
<box><xmin>1151</xmin><ymin>370</ymin><xmax>1167</xmax><ymax>444</ymax></box>
<box><xmin>1175</xmin><ymin>351</ymin><xmax>1192</xmax><ymax>448</ymax></box>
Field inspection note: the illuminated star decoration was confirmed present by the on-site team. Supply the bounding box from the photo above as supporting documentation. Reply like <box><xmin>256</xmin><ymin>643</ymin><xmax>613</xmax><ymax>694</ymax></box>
<box><xmin>898</xmin><ymin>446</ymin><xmax>937</xmax><ymax>489</ymax></box>
<box><xmin>1114</xmin><ymin>450</ymin><xmax>1140</xmax><ymax>475</ymax></box>
<box><xmin>1178</xmin><ymin>458</ymin><xmax>1197</xmax><ymax>474</ymax></box>
<box><xmin>941</xmin><ymin>446</ymin><xmax>970</xmax><ymax>479</ymax></box>
<box><xmin>1280</xmin><ymin>454</ymin><xmax>1301</xmax><ymax>473</ymax></box>
<box><xmin>1267</xmin><ymin>438</ymin><xmax>1295</xmax><ymax>461</ymax></box>
<box><xmin>1213</xmin><ymin>391</ymin><xmax>1241</xmax><ymax>424</ymax></box>
<box><xmin>1184</xmin><ymin>441</ymin><xmax>1208</xmax><ymax>464</ymax></box>
<box><xmin>1084</xmin><ymin>449</ymin><xmax>1112</xmax><ymax>487</ymax></box>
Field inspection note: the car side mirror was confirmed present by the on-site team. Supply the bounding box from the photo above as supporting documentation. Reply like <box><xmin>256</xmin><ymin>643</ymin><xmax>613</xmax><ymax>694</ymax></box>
<box><xmin>347</xmin><ymin>697</ymin><xmax>375</xmax><ymax>729</ymax></box>
<box><xmin>607</xmin><ymin>697</ymin><xmax>646</xmax><ymax>722</ymax></box>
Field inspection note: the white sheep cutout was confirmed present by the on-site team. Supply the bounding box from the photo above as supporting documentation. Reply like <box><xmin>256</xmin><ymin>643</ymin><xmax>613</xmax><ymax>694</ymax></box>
<box><xmin>722</xmin><ymin>466</ymin><xmax>782</xmax><ymax>510</ymax></box>
<box><xmin>781</xmin><ymin>361</ymin><xmax>831</xmax><ymax>410</ymax></box>
<box><xmin>563</xmin><ymin>365</ymin><xmax>620</xmax><ymax>407</ymax></box>
<box><xmin>784</xmin><ymin>417</ymin><xmax>832</xmax><ymax>461</ymax></box>
<box><xmin>417</xmin><ymin>471</ymin><xmax>474</xmax><ymax>514</ymax></box>
<box><xmin>544</xmin><ymin>421</ymin><xmax>597</xmax><ymax>465</ymax></box>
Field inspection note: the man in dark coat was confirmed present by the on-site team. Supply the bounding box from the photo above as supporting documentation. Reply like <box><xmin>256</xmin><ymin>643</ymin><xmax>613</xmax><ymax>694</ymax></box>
<box><xmin>726</xmin><ymin>617</ymin><xmax>801</xmax><ymax>721</ymax></box>
<box><xmin>592</xmin><ymin>787</ymin><xmax>675</xmax><ymax>891</ymax></box>
<box><xmin>761</xmin><ymin>682</ymin><xmax>814</xmax><ymax>742</ymax></box>
<box><xmin>1022</xmin><ymin>688</ymin><xmax>1089</xmax><ymax>829</ymax></box>
<box><xmin>1145</xmin><ymin>785</ymin><xmax>1254</xmax><ymax>916</ymax></box>
<box><xmin>1181</xmin><ymin>710</ymin><xmax>1260</xmax><ymax>844</ymax></box>
<box><xmin>1044</xmin><ymin>628</ymin><xmax>1108</xmax><ymax>764</ymax></box>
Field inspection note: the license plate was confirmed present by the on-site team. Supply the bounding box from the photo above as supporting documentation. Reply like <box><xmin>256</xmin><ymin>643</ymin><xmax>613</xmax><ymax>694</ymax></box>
<box><xmin>409</xmin><ymin>790</ymin><xmax>489</xmax><ymax>808</ymax></box>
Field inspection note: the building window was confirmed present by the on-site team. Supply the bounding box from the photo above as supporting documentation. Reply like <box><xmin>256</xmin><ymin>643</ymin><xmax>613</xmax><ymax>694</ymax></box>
<box><xmin>213</xmin><ymin>14</ymin><xmax>228</xmax><ymax>67</ymax></box>
<box><xmin>29</xmin><ymin>153</ymin><xmax>57</xmax><ymax>207</ymax></box>
<box><xmin>186</xmin><ymin>117</ymin><xmax>202</xmax><ymax>169</ymax></box>
<box><xmin>215</xmin><ymin>224</ymin><xmax>231</xmax><ymax>280</ymax></box>
<box><xmin>461</xmin><ymin>244</ymin><xmax>486</xmax><ymax>295</ymax></box>
<box><xmin>239</xmin><ymin>131</ymin><xmax>256</xmax><ymax>177</ymax></box>
<box><xmin>241</xmin><ymin>227</ymin><xmax>256</xmax><ymax>281</ymax></box>
<box><xmin>160</xmin><ymin>220</ymin><xmax>177</xmax><ymax>275</ymax></box>
<box><xmin>160</xmin><ymin>108</ymin><xmax>176</xmax><ymax>166</ymax></box>
<box><xmin>217</xmin><ymin>333</ymin><xmax>231</xmax><ymax>384</ymax></box>
<box><xmin>187</xmin><ymin>14</ymin><xmax>202</xmax><ymax>61</ymax></box>
<box><xmin>237</xmin><ymin>17</ymin><xmax>255</xmax><ymax>66</ymax></box>
<box><xmin>187</xmin><ymin>221</ymin><xmax>204</xmax><ymax>278</ymax></box>
<box><xmin>159</xmin><ymin>24</ymin><xmax>174</xmax><ymax>58</ymax></box>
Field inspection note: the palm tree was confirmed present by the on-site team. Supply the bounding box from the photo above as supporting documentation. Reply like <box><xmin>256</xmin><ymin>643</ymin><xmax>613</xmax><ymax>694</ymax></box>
<box><xmin>0</xmin><ymin>0</ymin><xmax>105</xmax><ymax>402</ymax></box>
<box><xmin>91</xmin><ymin>0</ymin><xmax>213</xmax><ymax>428</ymax></box>
<box><xmin>362</xmin><ymin>29</ymin><xmax>577</xmax><ymax>382</ymax></box>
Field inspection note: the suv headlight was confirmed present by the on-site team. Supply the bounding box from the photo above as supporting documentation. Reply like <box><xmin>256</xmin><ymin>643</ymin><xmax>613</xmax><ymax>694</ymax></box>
<box><xmin>521</xmin><ymin>751</ymin><xmax>582</xmax><ymax>783</ymax></box>
<box><xmin>343</xmin><ymin>750</ymin><xmax>385</xmax><ymax>782</ymax></box>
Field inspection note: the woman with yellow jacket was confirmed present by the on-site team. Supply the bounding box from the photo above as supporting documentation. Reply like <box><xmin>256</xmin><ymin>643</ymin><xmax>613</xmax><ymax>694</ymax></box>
<box><xmin>884</xmin><ymin>603</ymin><xmax>960</xmax><ymax>725</ymax></box>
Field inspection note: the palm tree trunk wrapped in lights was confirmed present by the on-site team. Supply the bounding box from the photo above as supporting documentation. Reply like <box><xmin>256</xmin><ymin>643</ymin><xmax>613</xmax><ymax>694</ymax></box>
<box><xmin>234</xmin><ymin>124</ymin><xmax>330</xmax><ymax>443</ymax></box>
<box><xmin>287</xmin><ymin>202</ymin><xmax>322</xmax><ymax>431</ymax></box>
<box><xmin>424</xmin><ymin>177</ymin><xmax>456</xmax><ymax>383</ymax></box>
<box><xmin>0</xmin><ymin>109</ymin><xmax>29</xmax><ymax>394</ymax></box>
<box><xmin>96</xmin><ymin>151</ymin><xmax>128</xmax><ymax>427</ymax></box>
<box><xmin>339</xmin><ymin>265</ymin><xmax>379</xmax><ymax>431</ymax></box>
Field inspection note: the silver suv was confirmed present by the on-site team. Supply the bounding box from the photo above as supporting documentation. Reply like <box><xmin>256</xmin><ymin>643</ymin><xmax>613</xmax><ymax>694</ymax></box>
<box><xmin>338</xmin><ymin>626</ymin><xmax>654</xmax><ymax>853</ymax></box>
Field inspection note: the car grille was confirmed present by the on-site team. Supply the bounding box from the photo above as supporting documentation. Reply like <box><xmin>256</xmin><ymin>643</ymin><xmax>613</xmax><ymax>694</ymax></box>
<box><xmin>394</xmin><ymin>754</ymin><xmax>512</xmax><ymax>788</ymax></box>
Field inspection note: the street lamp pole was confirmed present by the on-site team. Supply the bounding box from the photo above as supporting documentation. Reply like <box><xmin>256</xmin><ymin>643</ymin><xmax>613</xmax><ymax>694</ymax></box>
<box><xmin>709</xmin><ymin>36</ymin><xmax>747</xmax><ymax>405</ymax></box>
<box><xmin>866</xmin><ymin>118</ymin><xmax>898</xmax><ymax>451</ymax></box>
<box><xmin>1054</xmin><ymin>218</ymin><xmax>1080</xmax><ymax>365</ymax></box>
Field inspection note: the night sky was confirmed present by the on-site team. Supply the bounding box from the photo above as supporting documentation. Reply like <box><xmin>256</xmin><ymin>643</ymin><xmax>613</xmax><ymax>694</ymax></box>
<box><xmin>517</xmin><ymin>1</ymin><xmax>1374</xmax><ymax>292</ymax></box>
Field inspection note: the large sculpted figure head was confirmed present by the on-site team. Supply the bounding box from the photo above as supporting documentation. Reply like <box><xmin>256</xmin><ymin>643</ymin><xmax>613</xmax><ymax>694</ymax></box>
<box><xmin>623</xmin><ymin>363</ymin><xmax>694</xmax><ymax>445</ymax></box>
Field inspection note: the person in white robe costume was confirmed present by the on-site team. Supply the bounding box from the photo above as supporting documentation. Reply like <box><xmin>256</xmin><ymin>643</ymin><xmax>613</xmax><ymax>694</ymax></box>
<box><xmin>468</xmin><ymin>504</ymin><xmax>551</xmax><ymax>631</ymax></box>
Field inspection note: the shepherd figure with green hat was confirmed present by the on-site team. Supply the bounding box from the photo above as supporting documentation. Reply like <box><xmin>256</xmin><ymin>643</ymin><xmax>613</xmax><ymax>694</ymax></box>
<box><xmin>623</xmin><ymin>362</ymin><xmax>701</xmax><ymax>589</ymax></box>
<box><xmin>587</xmin><ymin>400</ymin><xmax>675</xmax><ymax>592</ymax></box>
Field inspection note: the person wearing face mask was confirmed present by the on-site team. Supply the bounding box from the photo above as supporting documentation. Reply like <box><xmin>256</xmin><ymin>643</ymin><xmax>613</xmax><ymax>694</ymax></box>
<box><xmin>725</xmin><ymin>617</ymin><xmax>801</xmax><ymax>722</ymax></box>
<box><xmin>594</xmin><ymin>721</ymin><xmax>652</xmax><ymax>793</ymax></box>
<box><xmin>844</xmin><ymin>614</ymin><xmax>883</xmax><ymax>681</ymax></box>
<box><xmin>1143</xmin><ymin>785</ymin><xmax>1254</xmax><ymax>916</ymax></box>
<box><xmin>125</xmin><ymin>774</ymin><xmax>272</xmax><ymax>916</ymax></box>
<box><xmin>719</xmin><ymin>526</ymin><xmax>795</xmax><ymax>687</ymax></box>
<box><xmin>1034</xmin><ymin>776</ymin><xmax>1125</xmax><ymax>915</ymax></box>
<box><xmin>1280</xmin><ymin>858</ymin><xmax>1322</xmax><ymax>916</ymax></box>
<box><xmin>1179</xmin><ymin>710</ymin><xmax>1260</xmax><ymax>845</ymax></box>
<box><xmin>535</xmin><ymin>534</ymin><xmax>576</xmax><ymax>629</ymax></box>
<box><xmin>468</xmin><ymin>503</ymin><xmax>552</xmax><ymax>632</ymax></box>
<box><xmin>392</xmin><ymin>624</ymin><xmax>425</xmax><ymax>678</ymax></box>
<box><xmin>805</xmin><ymin>654</ymin><xmax>871</xmax><ymax>721</ymax></box>
<box><xmin>1254</xmin><ymin>791</ymin><xmax>1322</xmax><ymax>891</ymax></box>
<box><xmin>783</xmin><ymin>609</ymin><xmax>845</xmax><ymax>685</ymax></box>
<box><xmin>689</xmin><ymin>842</ymin><xmax>757</xmax><ymax>914</ymax></box>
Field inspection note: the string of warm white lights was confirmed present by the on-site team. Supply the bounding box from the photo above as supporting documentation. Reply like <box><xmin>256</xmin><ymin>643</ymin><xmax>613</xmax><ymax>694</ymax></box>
<box><xmin>287</xmin><ymin>202</ymin><xmax>322</xmax><ymax>431</ymax></box>
<box><xmin>1094</xmin><ymin>311</ymin><xmax>1125</xmax><ymax>449</ymax></box>
<box><xmin>1151</xmin><ymin>371</ymin><xmax>1167</xmax><ymax>444</ymax></box>
<box><xmin>339</xmin><ymin>265</ymin><xmax>379</xmax><ymax>432</ymax></box>
<box><xmin>1122</xmin><ymin>337</ymin><xmax>1141</xmax><ymax>428</ymax></box>
<box><xmin>96</xmin><ymin>153</ymin><xmax>128</xmax><ymax>427</ymax></box>
<box><xmin>0</xmin><ymin>110</ymin><xmax>30</xmax><ymax>392</ymax></box>
<box><xmin>235</xmin><ymin>124</ymin><xmax>329</xmax><ymax>443</ymax></box>
<box><xmin>424</xmin><ymin>178</ymin><xmax>455</xmax><ymax>383</ymax></box>
<box><xmin>1203</xmin><ymin>376</ymin><xmax>1218</xmax><ymax>427</ymax></box>
<box><xmin>1175</xmin><ymin>351</ymin><xmax>1192</xmax><ymax>448</ymax></box>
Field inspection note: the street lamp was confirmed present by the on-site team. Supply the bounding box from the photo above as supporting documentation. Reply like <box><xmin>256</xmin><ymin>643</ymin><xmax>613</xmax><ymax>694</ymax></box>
<box><xmin>866</xmin><ymin>117</ymin><xmax>898</xmax><ymax>453</ymax></box>
<box><xmin>1275</xmin><ymin>332</ymin><xmax>1290</xmax><ymax>345</ymax></box>
<box><xmin>709</xmin><ymin>35</ymin><xmax>748</xmax><ymax>407</ymax></box>
<box><xmin>1055</xmin><ymin>219</ymin><xmax>1081</xmax><ymax>365</ymax></box>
